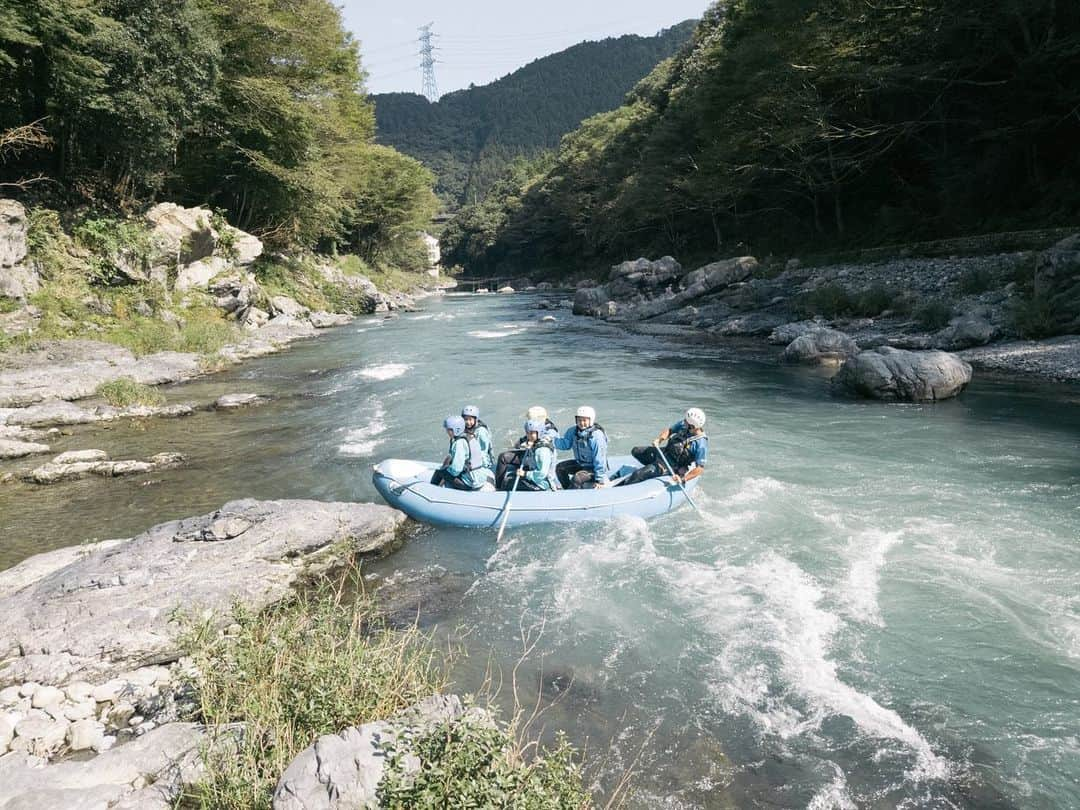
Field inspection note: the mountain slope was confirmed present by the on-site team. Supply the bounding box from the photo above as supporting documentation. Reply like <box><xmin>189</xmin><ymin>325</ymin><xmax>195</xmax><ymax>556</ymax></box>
<box><xmin>372</xmin><ymin>21</ymin><xmax>695</xmax><ymax>207</ymax></box>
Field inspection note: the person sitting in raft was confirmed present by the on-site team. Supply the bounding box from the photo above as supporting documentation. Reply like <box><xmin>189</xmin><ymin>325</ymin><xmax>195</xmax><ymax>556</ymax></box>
<box><xmin>500</xmin><ymin>419</ymin><xmax>557</xmax><ymax>491</ymax></box>
<box><xmin>554</xmin><ymin>405</ymin><xmax>610</xmax><ymax>489</ymax></box>
<box><xmin>430</xmin><ymin>416</ymin><xmax>492</xmax><ymax>491</ymax></box>
<box><xmin>461</xmin><ymin>404</ymin><xmax>494</xmax><ymax>469</ymax></box>
<box><xmin>495</xmin><ymin>405</ymin><xmax>559</xmax><ymax>484</ymax></box>
<box><xmin>620</xmin><ymin>407</ymin><xmax>708</xmax><ymax>487</ymax></box>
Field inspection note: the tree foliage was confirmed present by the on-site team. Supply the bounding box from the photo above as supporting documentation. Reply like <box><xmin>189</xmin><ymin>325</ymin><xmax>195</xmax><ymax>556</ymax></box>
<box><xmin>446</xmin><ymin>0</ymin><xmax>1080</xmax><ymax>277</ymax></box>
<box><xmin>0</xmin><ymin>0</ymin><xmax>436</xmax><ymax>260</ymax></box>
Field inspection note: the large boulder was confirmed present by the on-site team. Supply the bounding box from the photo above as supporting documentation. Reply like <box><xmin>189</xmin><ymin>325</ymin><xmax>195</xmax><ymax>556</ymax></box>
<box><xmin>781</xmin><ymin>328</ymin><xmax>859</xmax><ymax>366</ymax></box>
<box><xmin>0</xmin><ymin>199</ymin><xmax>38</xmax><ymax>301</ymax></box>
<box><xmin>175</xmin><ymin>255</ymin><xmax>231</xmax><ymax>292</ymax></box>
<box><xmin>0</xmin><ymin>499</ymin><xmax>407</xmax><ymax>686</ymax></box>
<box><xmin>768</xmin><ymin>320</ymin><xmax>825</xmax><ymax>345</ymax></box>
<box><xmin>833</xmin><ymin>346</ymin><xmax>972</xmax><ymax>401</ymax></box>
<box><xmin>573</xmin><ymin>285</ymin><xmax>609</xmax><ymax>317</ymax></box>
<box><xmin>606</xmin><ymin>256</ymin><xmax>683</xmax><ymax>302</ymax></box>
<box><xmin>145</xmin><ymin>203</ymin><xmax>217</xmax><ymax>267</ymax></box>
<box><xmin>1033</xmin><ymin>234</ymin><xmax>1080</xmax><ymax>335</ymax></box>
<box><xmin>273</xmin><ymin>695</ymin><xmax>487</xmax><ymax>810</ymax></box>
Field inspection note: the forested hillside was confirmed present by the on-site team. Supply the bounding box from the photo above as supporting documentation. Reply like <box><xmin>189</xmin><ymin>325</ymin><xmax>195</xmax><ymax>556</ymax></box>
<box><xmin>372</xmin><ymin>21</ymin><xmax>695</xmax><ymax>207</ymax></box>
<box><xmin>443</xmin><ymin>0</ymin><xmax>1080</xmax><ymax>277</ymax></box>
<box><xmin>0</xmin><ymin>0</ymin><xmax>435</xmax><ymax>264</ymax></box>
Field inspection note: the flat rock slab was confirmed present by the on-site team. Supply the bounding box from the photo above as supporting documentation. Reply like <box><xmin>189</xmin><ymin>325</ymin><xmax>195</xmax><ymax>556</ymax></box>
<box><xmin>0</xmin><ymin>439</ymin><xmax>50</xmax><ymax>459</ymax></box>
<box><xmin>0</xmin><ymin>341</ymin><xmax>202</xmax><ymax>407</ymax></box>
<box><xmin>0</xmin><ymin>399</ymin><xmax>194</xmax><ymax>429</ymax></box>
<box><xmin>0</xmin><ymin>721</ymin><xmax>206</xmax><ymax>810</ymax></box>
<box><xmin>23</xmin><ymin>451</ymin><xmax>185</xmax><ymax>484</ymax></box>
<box><xmin>214</xmin><ymin>393</ymin><xmax>266</xmax><ymax>410</ymax></box>
<box><xmin>0</xmin><ymin>499</ymin><xmax>407</xmax><ymax>686</ymax></box>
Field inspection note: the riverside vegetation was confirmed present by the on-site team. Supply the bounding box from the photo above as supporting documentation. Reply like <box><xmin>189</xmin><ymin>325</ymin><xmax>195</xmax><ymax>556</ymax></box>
<box><xmin>442</xmin><ymin>0</ymin><xmax>1079</xmax><ymax>321</ymax></box>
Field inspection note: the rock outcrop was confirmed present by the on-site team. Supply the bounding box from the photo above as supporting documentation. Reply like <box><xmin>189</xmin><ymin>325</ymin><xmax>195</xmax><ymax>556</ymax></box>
<box><xmin>1034</xmin><ymin>234</ymin><xmax>1080</xmax><ymax>335</ymax></box>
<box><xmin>833</xmin><ymin>347</ymin><xmax>973</xmax><ymax>401</ymax></box>
<box><xmin>145</xmin><ymin>203</ymin><xmax>263</xmax><ymax>290</ymax></box>
<box><xmin>273</xmin><ymin>695</ymin><xmax>491</xmax><ymax>810</ymax></box>
<box><xmin>0</xmin><ymin>499</ymin><xmax>407</xmax><ymax>686</ymax></box>
<box><xmin>0</xmin><ymin>199</ymin><xmax>38</xmax><ymax>301</ymax></box>
<box><xmin>781</xmin><ymin>327</ymin><xmax>859</xmax><ymax>366</ymax></box>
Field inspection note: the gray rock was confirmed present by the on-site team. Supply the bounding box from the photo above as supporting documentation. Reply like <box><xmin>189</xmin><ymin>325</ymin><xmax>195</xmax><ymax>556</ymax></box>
<box><xmin>241</xmin><ymin>306</ymin><xmax>270</xmax><ymax>330</ymax></box>
<box><xmin>707</xmin><ymin>311</ymin><xmax>786</xmax><ymax>336</ymax></box>
<box><xmin>614</xmin><ymin>256</ymin><xmax>758</xmax><ymax>322</ymax></box>
<box><xmin>0</xmin><ymin>199</ymin><xmax>28</xmax><ymax>269</ymax></box>
<box><xmin>67</xmin><ymin>718</ymin><xmax>106</xmax><ymax>751</ymax></box>
<box><xmin>833</xmin><ymin>347</ymin><xmax>973</xmax><ymax>401</ymax></box>
<box><xmin>29</xmin><ymin>685</ymin><xmax>64</xmax><ymax>709</ymax></box>
<box><xmin>0</xmin><ymin>341</ymin><xmax>201</xmax><ymax>408</ymax></box>
<box><xmin>0</xmin><ymin>721</ymin><xmax>207</xmax><ymax>809</ymax></box>
<box><xmin>0</xmin><ymin>499</ymin><xmax>406</xmax><ymax>685</ymax></box>
<box><xmin>0</xmin><ymin>714</ymin><xmax>13</xmax><ymax>751</ymax></box>
<box><xmin>145</xmin><ymin>203</ymin><xmax>217</xmax><ymax>268</ymax></box>
<box><xmin>272</xmin><ymin>695</ymin><xmax>471</xmax><ymax>810</ymax></box>
<box><xmin>768</xmin><ymin>320</ymin><xmax>825</xmax><ymax>345</ymax></box>
<box><xmin>309</xmin><ymin>311</ymin><xmax>353</xmax><ymax>329</ymax></box>
<box><xmin>176</xmin><ymin>256</ymin><xmax>231</xmax><ymax>292</ymax></box>
<box><xmin>53</xmin><ymin>449</ymin><xmax>110</xmax><ymax>465</ymax></box>
<box><xmin>932</xmin><ymin>314</ymin><xmax>999</xmax><ymax>350</ymax></box>
<box><xmin>270</xmin><ymin>295</ymin><xmax>308</xmax><ymax>318</ymax></box>
<box><xmin>781</xmin><ymin>328</ymin><xmax>859</xmax><ymax>366</ymax></box>
<box><xmin>13</xmin><ymin>716</ymin><xmax>69</xmax><ymax>756</ymax></box>
<box><xmin>22</xmin><ymin>452</ymin><xmax>184</xmax><ymax>485</ymax></box>
<box><xmin>0</xmin><ymin>438</ymin><xmax>50</xmax><ymax>459</ymax></box>
<box><xmin>214</xmin><ymin>393</ymin><xmax>266</xmax><ymax>410</ymax></box>
<box><xmin>572</xmin><ymin>286</ymin><xmax>609</xmax><ymax>317</ymax></box>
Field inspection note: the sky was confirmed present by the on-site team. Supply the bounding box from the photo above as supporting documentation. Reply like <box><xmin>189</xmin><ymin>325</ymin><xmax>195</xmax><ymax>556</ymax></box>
<box><xmin>343</xmin><ymin>1</ymin><xmax>710</xmax><ymax>97</ymax></box>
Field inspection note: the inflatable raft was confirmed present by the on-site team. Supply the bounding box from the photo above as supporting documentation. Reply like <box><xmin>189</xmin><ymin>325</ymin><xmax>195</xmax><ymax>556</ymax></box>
<box><xmin>372</xmin><ymin>455</ymin><xmax>698</xmax><ymax>528</ymax></box>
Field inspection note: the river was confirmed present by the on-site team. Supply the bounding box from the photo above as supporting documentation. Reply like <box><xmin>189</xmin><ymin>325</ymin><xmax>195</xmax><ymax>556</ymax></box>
<box><xmin>1</xmin><ymin>292</ymin><xmax>1078</xmax><ymax>808</ymax></box>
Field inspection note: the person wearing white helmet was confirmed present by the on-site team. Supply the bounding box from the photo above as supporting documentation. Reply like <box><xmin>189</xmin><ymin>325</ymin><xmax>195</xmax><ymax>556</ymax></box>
<box><xmin>620</xmin><ymin>407</ymin><xmax>708</xmax><ymax>487</ymax></box>
<box><xmin>498</xmin><ymin>419</ymin><xmax>557</xmax><ymax>491</ymax></box>
<box><xmin>495</xmin><ymin>405</ymin><xmax>560</xmax><ymax>485</ymax></box>
<box><xmin>553</xmin><ymin>405</ymin><xmax>611</xmax><ymax>489</ymax></box>
<box><xmin>460</xmin><ymin>405</ymin><xmax>494</xmax><ymax>469</ymax></box>
<box><xmin>430</xmin><ymin>415</ymin><xmax>492</xmax><ymax>491</ymax></box>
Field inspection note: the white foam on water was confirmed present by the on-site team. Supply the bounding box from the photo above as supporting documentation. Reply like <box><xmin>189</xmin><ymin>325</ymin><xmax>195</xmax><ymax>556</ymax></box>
<box><xmin>696</xmin><ymin>552</ymin><xmax>949</xmax><ymax>783</ymax></box>
<box><xmin>338</xmin><ymin>399</ymin><xmax>387</xmax><ymax>457</ymax></box>
<box><xmin>835</xmin><ymin>529</ymin><xmax>904</xmax><ymax>627</ymax></box>
<box><xmin>467</xmin><ymin>328</ymin><xmax>526</xmax><ymax>339</ymax></box>
<box><xmin>726</xmin><ymin>476</ymin><xmax>788</xmax><ymax>505</ymax></box>
<box><xmin>807</xmin><ymin>765</ymin><xmax>858</xmax><ymax>810</ymax></box>
<box><xmin>357</xmin><ymin>363</ymin><xmax>411</xmax><ymax>381</ymax></box>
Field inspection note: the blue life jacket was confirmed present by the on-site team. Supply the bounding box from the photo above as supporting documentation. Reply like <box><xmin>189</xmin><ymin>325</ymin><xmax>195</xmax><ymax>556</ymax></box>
<box><xmin>573</xmin><ymin>423</ymin><xmax>606</xmax><ymax>465</ymax></box>
<box><xmin>448</xmin><ymin>435</ymin><xmax>485</xmax><ymax>472</ymax></box>
<box><xmin>521</xmin><ymin>438</ymin><xmax>558</xmax><ymax>490</ymax></box>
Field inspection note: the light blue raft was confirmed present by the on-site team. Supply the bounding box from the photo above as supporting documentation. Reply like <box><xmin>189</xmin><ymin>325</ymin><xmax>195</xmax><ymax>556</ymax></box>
<box><xmin>372</xmin><ymin>455</ymin><xmax>698</xmax><ymax>528</ymax></box>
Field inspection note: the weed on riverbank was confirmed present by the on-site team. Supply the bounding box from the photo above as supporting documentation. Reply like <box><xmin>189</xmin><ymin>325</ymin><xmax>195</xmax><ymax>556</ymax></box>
<box><xmin>96</xmin><ymin>377</ymin><xmax>165</xmax><ymax>407</ymax></box>
<box><xmin>178</xmin><ymin>578</ymin><xmax>592</xmax><ymax>809</ymax></box>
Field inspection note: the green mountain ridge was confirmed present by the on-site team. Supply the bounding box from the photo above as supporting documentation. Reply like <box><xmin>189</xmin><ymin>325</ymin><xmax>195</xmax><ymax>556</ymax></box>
<box><xmin>372</xmin><ymin>21</ymin><xmax>696</xmax><ymax>207</ymax></box>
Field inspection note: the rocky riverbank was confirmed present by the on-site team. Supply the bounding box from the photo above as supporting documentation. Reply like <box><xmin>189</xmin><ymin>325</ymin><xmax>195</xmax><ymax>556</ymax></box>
<box><xmin>0</xmin><ymin>199</ymin><xmax>445</xmax><ymax>472</ymax></box>
<box><xmin>0</xmin><ymin>499</ymin><xmax>587</xmax><ymax>808</ymax></box>
<box><xmin>556</xmin><ymin>234</ymin><xmax>1080</xmax><ymax>388</ymax></box>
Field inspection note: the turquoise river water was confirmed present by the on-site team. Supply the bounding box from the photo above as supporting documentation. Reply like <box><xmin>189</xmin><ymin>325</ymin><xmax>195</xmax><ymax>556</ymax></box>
<box><xmin>1</xmin><ymin>292</ymin><xmax>1078</xmax><ymax>808</ymax></box>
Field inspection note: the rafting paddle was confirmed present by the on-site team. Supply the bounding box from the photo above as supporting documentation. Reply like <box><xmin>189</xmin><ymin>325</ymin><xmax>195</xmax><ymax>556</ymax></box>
<box><xmin>495</xmin><ymin>471</ymin><xmax>521</xmax><ymax>542</ymax></box>
<box><xmin>653</xmin><ymin>442</ymin><xmax>702</xmax><ymax>515</ymax></box>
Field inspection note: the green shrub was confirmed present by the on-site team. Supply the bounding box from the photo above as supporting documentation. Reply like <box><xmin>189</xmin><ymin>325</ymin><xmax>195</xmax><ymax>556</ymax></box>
<box><xmin>72</xmin><ymin>217</ymin><xmax>153</xmax><ymax>285</ymax></box>
<box><xmin>1012</xmin><ymin>294</ymin><xmax>1058</xmax><ymax>339</ymax></box>
<box><xmin>379</xmin><ymin>720</ymin><xmax>590</xmax><ymax>809</ymax></box>
<box><xmin>177</xmin><ymin>308</ymin><xmax>237</xmax><ymax>354</ymax></box>
<box><xmin>96</xmin><ymin>377</ymin><xmax>166</xmax><ymax>408</ymax></box>
<box><xmin>798</xmin><ymin>283</ymin><xmax>854</xmax><ymax>318</ymax></box>
<box><xmin>958</xmin><ymin>267</ymin><xmax>995</xmax><ymax>295</ymax></box>
<box><xmin>179</xmin><ymin>582</ymin><xmax>448</xmax><ymax>810</ymax></box>
<box><xmin>913</xmin><ymin>300</ymin><xmax>952</xmax><ymax>331</ymax></box>
<box><xmin>852</xmin><ymin>283</ymin><xmax>894</xmax><ymax>317</ymax></box>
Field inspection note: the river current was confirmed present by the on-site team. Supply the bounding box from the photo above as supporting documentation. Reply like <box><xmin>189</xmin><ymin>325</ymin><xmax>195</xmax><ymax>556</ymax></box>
<box><xmin>1</xmin><ymin>293</ymin><xmax>1078</xmax><ymax>808</ymax></box>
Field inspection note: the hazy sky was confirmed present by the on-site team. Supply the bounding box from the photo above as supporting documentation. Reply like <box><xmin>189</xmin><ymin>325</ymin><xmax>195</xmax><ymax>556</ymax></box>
<box><xmin>343</xmin><ymin>1</ymin><xmax>709</xmax><ymax>96</ymax></box>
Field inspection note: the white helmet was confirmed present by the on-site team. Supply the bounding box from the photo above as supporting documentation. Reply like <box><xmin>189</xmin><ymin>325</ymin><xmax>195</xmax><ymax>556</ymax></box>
<box><xmin>575</xmin><ymin>405</ymin><xmax>596</xmax><ymax>422</ymax></box>
<box><xmin>526</xmin><ymin>405</ymin><xmax>548</xmax><ymax>422</ymax></box>
<box><xmin>685</xmin><ymin>407</ymin><xmax>706</xmax><ymax>429</ymax></box>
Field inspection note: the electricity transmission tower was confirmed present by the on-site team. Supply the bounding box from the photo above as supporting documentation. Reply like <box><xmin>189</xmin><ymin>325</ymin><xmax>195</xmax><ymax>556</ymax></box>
<box><xmin>418</xmin><ymin>23</ymin><xmax>439</xmax><ymax>102</ymax></box>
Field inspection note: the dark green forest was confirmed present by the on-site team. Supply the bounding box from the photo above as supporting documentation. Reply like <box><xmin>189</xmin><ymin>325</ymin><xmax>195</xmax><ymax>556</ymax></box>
<box><xmin>442</xmin><ymin>0</ymin><xmax>1080</xmax><ymax>278</ymax></box>
<box><xmin>0</xmin><ymin>0</ymin><xmax>436</xmax><ymax>262</ymax></box>
<box><xmin>372</xmin><ymin>21</ymin><xmax>695</xmax><ymax>208</ymax></box>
